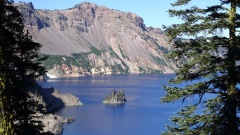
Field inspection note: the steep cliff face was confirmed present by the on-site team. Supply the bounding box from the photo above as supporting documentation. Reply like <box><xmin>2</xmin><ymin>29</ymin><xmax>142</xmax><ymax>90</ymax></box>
<box><xmin>16</xmin><ymin>2</ymin><xmax>176</xmax><ymax>77</ymax></box>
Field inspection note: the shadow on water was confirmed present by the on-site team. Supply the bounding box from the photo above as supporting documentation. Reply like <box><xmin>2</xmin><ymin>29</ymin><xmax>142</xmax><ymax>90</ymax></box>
<box><xmin>28</xmin><ymin>85</ymin><xmax>65</xmax><ymax>112</ymax></box>
<box><xmin>104</xmin><ymin>103</ymin><xmax>126</xmax><ymax>108</ymax></box>
<box><xmin>104</xmin><ymin>103</ymin><xmax>126</xmax><ymax>116</ymax></box>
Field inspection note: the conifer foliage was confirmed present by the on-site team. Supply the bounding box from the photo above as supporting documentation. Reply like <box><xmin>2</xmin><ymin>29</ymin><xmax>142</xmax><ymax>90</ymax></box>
<box><xmin>162</xmin><ymin>0</ymin><xmax>240</xmax><ymax>134</ymax></box>
<box><xmin>0</xmin><ymin>0</ymin><xmax>49</xmax><ymax>134</ymax></box>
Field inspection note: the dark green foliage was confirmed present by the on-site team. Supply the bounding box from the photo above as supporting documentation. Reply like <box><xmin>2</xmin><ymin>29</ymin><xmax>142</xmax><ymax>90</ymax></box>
<box><xmin>116</xmin><ymin>64</ymin><xmax>124</xmax><ymax>73</ymax></box>
<box><xmin>108</xmin><ymin>46</ymin><xmax>118</xmax><ymax>57</ymax></box>
<box><xmin>90</xmin><ymin>46</ymin><xmax>102</xmax><ymax>56</ymax></box>
<box><xmin>152</xmin><ymin>69</ymin><xmax>162</xmax><ymax>74</ymax></box>
<box><xmin>44</xmin><ymin>51</ymin><xmax>130</xmax><ymax>74</ymax></box>
<box><xmin>158</xmin><ymin>46</ymin><xmax>169</xmax><ymax>54</ymax></box>
<box><xmin>138</xmin><ymin>67</ymin><xmax>145</xmax><ymax>73</ymax></box>
<box><xmin>0</xmin><ymin>0</ymin><xmax>51</xmax><ymax>134</ymax></box>
<box><xmin>42</xmin><ymin>55</ymin><xmax>80</xmax><ymax>69</ymax></box>
<box><xmin>108</xmin><ymin>47</ymin><xmax>129</xmax><ymax>73</ymax></box>
<box><xmin>72</xmin><ymin>53</ymin><xmax>91</xmax><ymax>68</ymax></box>
<box><xmin>140</xmin><ymin>33</ymin><xmax>151</xmax><ymax>41</ymax></box>
<box><xmin>42</xmin><ymin>55</ymin><xmax>63</xmax><ymax>69</ymax></box>
<box><xmin>140</xmin><ymin>32</ymin><xmax>169</xmax><ymax>54</ymax></box>
<box><xmin>13</xmin><ymin>31</ymin><xmax>50</xmax><ymax>135</ymax></box>
<box><xmin>162</xmin><ymin>0</ymin><xmax>240</xmax><ymax>135</ymax></box>
<box><xmin>64</xmin><ymin>56</ymin><xmax>80</xmax><ymax>67</ymax></box>
<box><xmin>152</xmin><ymin>56</ymin><xmax>168</xmax><ymax>66</ymax></box>
<box><xmin>110</xmin><ymin>63</ymin><xmax>127</xmax><ymax>74</ymax></box>
<box><xmin>0</xmin><ymin>0</ymin><xmax>21</xmax><ymax>134</ymax></box>
<box><xmin>118</xmin><ymin>44</ymin><xmax>129</xmax><ymax>60</ymax></box>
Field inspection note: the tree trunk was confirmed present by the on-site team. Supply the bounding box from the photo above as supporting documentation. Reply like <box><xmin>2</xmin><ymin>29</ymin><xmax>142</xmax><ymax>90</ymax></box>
<box><xmin>226</xmin><ymin>0</ymin><xmax>238</xmax><ymax>134</ymax></box>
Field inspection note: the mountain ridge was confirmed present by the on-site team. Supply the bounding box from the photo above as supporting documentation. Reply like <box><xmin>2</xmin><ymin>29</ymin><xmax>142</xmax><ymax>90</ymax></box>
<box><xmin>16</xmin><ymin>2</ymin><xmax>176</xmax><ymax>77</ymax></box>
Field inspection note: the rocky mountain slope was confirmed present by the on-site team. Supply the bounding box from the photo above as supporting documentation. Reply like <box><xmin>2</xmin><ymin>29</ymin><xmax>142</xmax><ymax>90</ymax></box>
<box><xmin>16</xmin><ymin>2</ymin><xmax>176</xmax><ymax>77</ymax></box>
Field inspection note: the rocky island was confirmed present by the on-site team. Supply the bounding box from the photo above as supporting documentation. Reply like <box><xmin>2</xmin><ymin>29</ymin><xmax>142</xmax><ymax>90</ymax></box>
<box><xmin>103</xmin><ymin>88</ymin><xmax>127</xmax><ymax>104</ymax></box>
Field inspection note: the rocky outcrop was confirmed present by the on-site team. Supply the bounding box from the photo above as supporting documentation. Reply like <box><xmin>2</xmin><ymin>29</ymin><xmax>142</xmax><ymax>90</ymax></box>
<box><xmin>40</xmin><ymin>114</ymin><xmax>75</xmax><ymax>135</ymax></box>
<box><xmin>29</xmin><ymin>85</ymin><xmax>82</xmax><ymax>134</ymax></box>
<box><xmin>31</xmin><ymin>86</ymin><xmax>82</xmax><ymax>112</ymax></box>
<box><xmin>40</xmin><ymin>114</ymin><xmax>63</xmax><ymax>135</ymax></box>
<box><xmin>62</xmin><ymin>116</ymin><xmax>75</xmax><ymax>123</ymax></box>
<box><xmin>15</xmin><ymin>2</ymin><xmax>177</xmax><ymax>77</ymax></box>
<box><xmin>103</xmin><ymin>89</ymin><xmax>127</xmax><ymax>104</ymax></box>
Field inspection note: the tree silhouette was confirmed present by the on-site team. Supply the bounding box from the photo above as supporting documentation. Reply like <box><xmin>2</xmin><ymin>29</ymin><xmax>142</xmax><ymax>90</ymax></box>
<box><xmin>13</xmin><ymin>30</ymin><xmax>50</xmax><ymax>135</ymax></box>
<box><xmin>0</xmin><ymin>0</ymin><xmax>50</xmax><ymax>134</ymax></box>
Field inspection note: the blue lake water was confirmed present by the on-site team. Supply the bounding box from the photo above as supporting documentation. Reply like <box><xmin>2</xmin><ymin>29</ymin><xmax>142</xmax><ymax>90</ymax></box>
<box><xmin>38</xmin><ymin>74</ymin><xmax>190</xmax><ymax>135</ymax></box>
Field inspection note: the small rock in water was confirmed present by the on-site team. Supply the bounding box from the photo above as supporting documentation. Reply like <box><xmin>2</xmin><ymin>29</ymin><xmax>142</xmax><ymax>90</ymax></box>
<box><xmin>103</xmin><ymin>88</ymin><xmax>127</xmax><ymax>104</ymax></box>
<box><xmin>63</xmin><ymin>116</ymin><xmax>75</xmax><ymax>123</ymax></box>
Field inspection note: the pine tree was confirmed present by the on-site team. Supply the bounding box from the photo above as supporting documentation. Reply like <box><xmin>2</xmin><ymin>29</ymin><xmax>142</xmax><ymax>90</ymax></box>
<box><xmin>0</xmin><ymin>0</ymin><xmax>22</xmax><ymax>134</ymax></box>
<box><xmin>13</xmin><ymin>30</ymin><xmax>49</xmax><ymax>135</ymax></box>
<box><xmin>0</xmin><ymin>0</ymin><xmax>50</xmax><ymax>134</ymax></box>
<box><xmin>162</xmin><ymin>0</ymin><xmax>240</xmax><ymax>134</ymax></box>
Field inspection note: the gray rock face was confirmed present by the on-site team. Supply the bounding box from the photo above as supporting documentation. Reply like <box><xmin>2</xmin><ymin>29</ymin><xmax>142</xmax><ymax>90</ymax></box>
<box><xmin>29</xmin><ymin>85</ymin><xmax>82</xmax><ymax>134</ymax></box>
<box><xmin>40</xmin><ymin>114</ymin><xmax>63</xmax><ymax>135</ymax></box>
<box><xmin>103</xmin><ymin>89</ymin><xmax>127</xmax><ymax>104</ymax></box>
<box><xmin>62</xmin><ymin>116</ymin><xmax>75</xmax><ymax>123</ymax></box>
<box><xmin>40</xmin><ymin>114</ymin><xmax>75</xmax><ymax>134</ymax></box>
<box><xmin>15</xmin><ymin>2</ymin><xmax>177</xmax><ymax>77</ymax></box>
<box><xmin>31</xmin><ymin>86</ymin><xmax>82</xmax><ymax>112</ymax></box>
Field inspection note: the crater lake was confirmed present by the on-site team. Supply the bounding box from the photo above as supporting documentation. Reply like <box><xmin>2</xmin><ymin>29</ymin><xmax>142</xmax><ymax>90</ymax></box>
<box><xmin>38</xmin><ymin>74</ymin><xmax>189</xmax><ymax>135</ymax></box>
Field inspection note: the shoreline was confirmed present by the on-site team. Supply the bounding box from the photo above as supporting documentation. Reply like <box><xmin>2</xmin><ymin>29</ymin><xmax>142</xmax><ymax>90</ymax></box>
<box><xmin>30</xmin><ymin>85</ymin><xmax>82</xmax><ymax>134</ymax></box>
<box><xmin>44</xmin><ymin>73</ymin><xmax>176</xmax><ymax>79</ymax></box>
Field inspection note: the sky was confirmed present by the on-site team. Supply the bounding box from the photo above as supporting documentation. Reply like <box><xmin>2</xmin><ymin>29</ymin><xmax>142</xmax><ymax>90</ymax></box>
<box><xmin>14</xmin><ymin>0</ymin><xmax>221</xmax><ymax>28</ymax></box>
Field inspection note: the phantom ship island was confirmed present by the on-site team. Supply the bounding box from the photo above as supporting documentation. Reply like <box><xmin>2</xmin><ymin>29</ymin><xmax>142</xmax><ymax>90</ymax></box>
<box><xmin>103</xmin><ymin>88</ymin><xmax>127</xmax><ymax>104</ymax></box>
